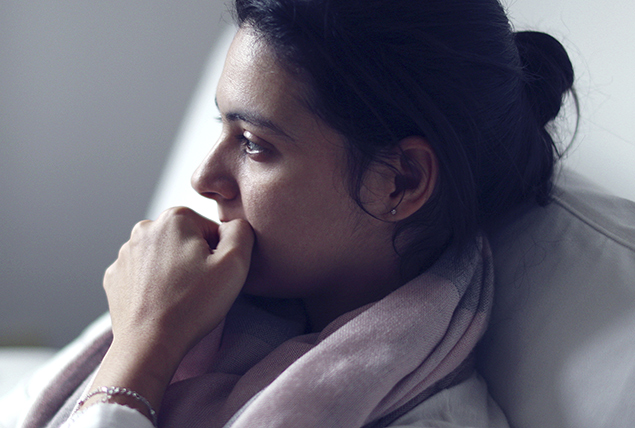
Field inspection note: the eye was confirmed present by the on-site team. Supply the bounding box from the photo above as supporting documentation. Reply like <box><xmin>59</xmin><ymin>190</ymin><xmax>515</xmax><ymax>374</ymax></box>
<box><xmin>240</xmin><ymin>131</ymin><xmax>271</xmax><ymax>159</ymax></box>
<box><xmin>241</xmin><ymin>137</ymin><xmax>267</xmax><ymax>155</ymax></box>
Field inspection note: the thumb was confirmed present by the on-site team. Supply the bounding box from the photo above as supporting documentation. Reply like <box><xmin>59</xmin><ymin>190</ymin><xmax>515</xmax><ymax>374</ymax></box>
<box><xmin>209</xmin><ymin>219</ymin><xmax>255</xmax><ymax>276</ymax></box>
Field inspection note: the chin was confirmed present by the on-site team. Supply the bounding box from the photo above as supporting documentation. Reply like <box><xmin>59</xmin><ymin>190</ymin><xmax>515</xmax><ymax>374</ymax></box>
<box><xmin>240</xmin><ymin>262</ymin><xmax>309</xmax><ymax>300</ymax></box>
<box><xmin>241</xmin><ymin>275</ymin><xmax>292</xmax><ymax>299</ymax></box>
<box><xmin>240</xmin><ymin>245</ymin><xmax>295</xmax><ymax>298</ymax></box>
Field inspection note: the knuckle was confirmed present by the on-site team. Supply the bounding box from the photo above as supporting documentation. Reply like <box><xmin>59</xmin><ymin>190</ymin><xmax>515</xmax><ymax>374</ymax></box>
<box><xmin>103</xmin><ymin>265</ymin><xmax>114</xmax><ymax>289</ymax></box>
<box><xmin>156</xmin><ymin>206</ymin><xmax>196</xmax><ymax>230</ymax></box>
<box><xmin>162</xmin><ymin>206</ymin><xmax>193</xmax><ymax>220</ymax></box>
<box><xmin>131</xmin><ymin>219</ymin><xmax>151</xmax><ymax>237</ymax></box>
<box><xmin>117</xmin><ymin>241</ymin><xmax>130</xmax><ymax>258</ymax></box>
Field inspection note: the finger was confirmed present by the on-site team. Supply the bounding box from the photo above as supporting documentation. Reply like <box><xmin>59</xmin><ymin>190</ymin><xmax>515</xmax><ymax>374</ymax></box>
<box><xmin>130</xmin><ymin>219</ymin><xmax>152</xmax><ymax>238</ymax></box>
<box><xmin>210</xmin><ymin>219</ymin><xmax>255</xmax><ymax>272</ymax></box>
<box><xmin>178</xmin><ymin>207</ymin><xmax>221</xmax><ymax>242</ymax></box>
<box><xmin>197</xmin><ymin>220</ymin><xmax>254</xmax><ymax>317</ymax></box>
<box><xmin>159</xmin><ymin>206</ymin><xmax>221</xmax><ymax>248</ymax></box>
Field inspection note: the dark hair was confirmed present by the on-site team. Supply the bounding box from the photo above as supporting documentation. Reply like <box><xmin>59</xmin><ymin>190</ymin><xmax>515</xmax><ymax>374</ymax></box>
<box><xmin>234</xmin><ymin>0</ymin><xmax>575</xmax><ymax>277</ymax></box>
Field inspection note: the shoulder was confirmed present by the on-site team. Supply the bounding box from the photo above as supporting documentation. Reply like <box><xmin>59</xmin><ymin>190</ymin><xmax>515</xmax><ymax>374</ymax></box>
<box><xmin>387</xmin><ymin>372</ymin><xmax>509</xmax><ymax>428</ymax></box>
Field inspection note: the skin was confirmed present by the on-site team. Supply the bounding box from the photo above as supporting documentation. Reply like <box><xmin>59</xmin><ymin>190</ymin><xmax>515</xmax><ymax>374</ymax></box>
<box><xmin>81</xmin><ymin>26</ymin><xmax>438</xmax><ymax>421</ymax></box>
<box><xmin>191</xmin><ymin>27</ymin><xmax>402</xmax><ymax>329</ymax></box>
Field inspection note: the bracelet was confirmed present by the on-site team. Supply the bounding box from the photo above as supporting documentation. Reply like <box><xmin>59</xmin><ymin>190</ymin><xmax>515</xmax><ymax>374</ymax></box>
<box><xmin>77</xmin><ymin>386</ymin><xmax>158</xmax><ymax>426</ymax></box>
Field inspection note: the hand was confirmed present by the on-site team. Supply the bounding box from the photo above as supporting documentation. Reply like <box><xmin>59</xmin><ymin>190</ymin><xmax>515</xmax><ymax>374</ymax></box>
<box><xmin>104</xmin><ymin>207</ymin><xmax>254</xmax><ymax>361</ymax></box>
<box><xmin>83</xmin><ymin>207</ymin><xmax>254</xmax><ymax>417</ymax></box>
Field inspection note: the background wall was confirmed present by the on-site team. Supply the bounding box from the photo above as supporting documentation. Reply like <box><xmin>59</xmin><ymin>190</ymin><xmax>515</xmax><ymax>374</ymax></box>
<box><xmin>0</xmin><ymin>0</ymin><xmax>228</xmax><ymax>347</ymax></box>
<box><xmin>1</xmin><ymin>0</ymin><xmax>633</xmax><ymax>349</ymax></box>
<box><xmin>505</xmin><ymin>0</ymin><xmax>635</xmax><ymax>200</ymax></box>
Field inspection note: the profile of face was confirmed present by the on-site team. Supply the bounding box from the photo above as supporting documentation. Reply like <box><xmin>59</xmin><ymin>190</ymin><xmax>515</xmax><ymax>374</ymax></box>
<box><xmin>191</xmin><ymin>27</ymin><xmax>401</xmax><ymax>316</ymax></box>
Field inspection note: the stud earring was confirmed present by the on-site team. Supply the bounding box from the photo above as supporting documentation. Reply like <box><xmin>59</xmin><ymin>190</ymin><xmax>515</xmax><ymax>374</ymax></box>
<box><xmin>390</xmin><ymin>209</ymin><xmax>397</xmax><ymax>215</ymax></box>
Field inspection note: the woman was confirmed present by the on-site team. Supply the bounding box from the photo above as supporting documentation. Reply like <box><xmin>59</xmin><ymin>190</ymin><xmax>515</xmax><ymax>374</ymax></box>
<box><xmin>18</xmin><ymin>0</ymin><xmax>574</xmax><ymax>426</ymax></box>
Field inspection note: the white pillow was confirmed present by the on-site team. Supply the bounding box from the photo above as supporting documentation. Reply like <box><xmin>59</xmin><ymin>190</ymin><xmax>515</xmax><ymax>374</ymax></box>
<box><xmin>479</xmin><ymin>170</ymin><xmax>635</xmax><ymax>428</ymax></box>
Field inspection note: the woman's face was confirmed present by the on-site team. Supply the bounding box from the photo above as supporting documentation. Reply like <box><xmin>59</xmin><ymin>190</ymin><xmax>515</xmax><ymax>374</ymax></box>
<box><xmin>192</xmin><ymin>28</ymin><xmax>398</xmax><ymax>309</ymax></box>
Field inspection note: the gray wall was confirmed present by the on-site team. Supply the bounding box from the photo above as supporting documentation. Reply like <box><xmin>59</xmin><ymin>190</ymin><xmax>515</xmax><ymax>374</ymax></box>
<box><xmin>0</xmin><ymin>0</ymin><xmax>227</xmax><ymax>347</ymax></box>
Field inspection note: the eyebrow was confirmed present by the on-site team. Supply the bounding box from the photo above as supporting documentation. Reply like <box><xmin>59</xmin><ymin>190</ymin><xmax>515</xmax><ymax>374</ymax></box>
<box><xmin>215</xmin><ymin>97</ymin><xmax>296</xmax><ymax>143</ymax></box>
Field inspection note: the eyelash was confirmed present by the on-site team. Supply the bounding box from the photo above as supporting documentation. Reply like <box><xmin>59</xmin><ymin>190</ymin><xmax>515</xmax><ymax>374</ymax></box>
<box><xmin>214</xmin><ymin>116</ymin><xmax>271</xmax><ymax>158</ymax></box>
<box><xmin>240</xmin><ymin>136</ymin><xmax>267</xmax><ymax>155</ymax></box>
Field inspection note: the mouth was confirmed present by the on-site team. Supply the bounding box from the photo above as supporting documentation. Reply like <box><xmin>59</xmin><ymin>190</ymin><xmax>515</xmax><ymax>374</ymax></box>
<box><xmin>217</xmin><ymin>208</ymin><xmax>241</xmax><ymax>224</ymax></box>
<box><xmin>218</xmin><ymin>209</ymin><xmax>249</xmax><ymax>225</ymax></box>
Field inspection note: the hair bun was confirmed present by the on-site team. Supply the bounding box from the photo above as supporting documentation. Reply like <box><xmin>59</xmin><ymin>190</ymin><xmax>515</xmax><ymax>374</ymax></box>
<box><xmin>515</xmin><ymin>31</ymin><xmax>574</xmax><ymax>126</ymax></box>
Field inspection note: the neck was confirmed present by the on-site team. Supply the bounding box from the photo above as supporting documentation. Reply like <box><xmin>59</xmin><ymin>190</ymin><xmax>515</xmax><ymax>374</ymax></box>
<box><xmin>302</xmin><ymin>265</ymin><xmax>402</xmax><ymax>332</ymax></box>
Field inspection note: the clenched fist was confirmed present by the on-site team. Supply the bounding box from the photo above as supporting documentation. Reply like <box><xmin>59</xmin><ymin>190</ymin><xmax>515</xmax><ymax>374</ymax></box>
<box><xmin>81</xmin><ymin>208</ymin><xmax>255</xmax><ymax>416</ymax></box>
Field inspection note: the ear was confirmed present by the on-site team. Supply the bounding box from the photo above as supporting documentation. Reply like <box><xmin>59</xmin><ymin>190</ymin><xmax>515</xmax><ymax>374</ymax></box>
<box><xmin>384</xmin><ymin>136</ymin><xmax>438</xmax><ymax>221</ymax></box>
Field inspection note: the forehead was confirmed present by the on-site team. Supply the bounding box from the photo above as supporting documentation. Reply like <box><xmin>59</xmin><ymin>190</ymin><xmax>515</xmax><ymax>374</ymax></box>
<box><xmin>216</xmin><ymin>27</ymin><xmax>346</xmax><ymax>151</ymax></box>
<box><xmin>217</xmin><ymin>28</ymin><xmax>307</xmax><ymax>119</ymax></box>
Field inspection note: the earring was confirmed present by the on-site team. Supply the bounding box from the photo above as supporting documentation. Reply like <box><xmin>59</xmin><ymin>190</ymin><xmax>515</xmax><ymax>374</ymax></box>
<box><xmin>390</xmin><ymin>208</ymin><xmax>397</xmax><ymax>215</ymax></box>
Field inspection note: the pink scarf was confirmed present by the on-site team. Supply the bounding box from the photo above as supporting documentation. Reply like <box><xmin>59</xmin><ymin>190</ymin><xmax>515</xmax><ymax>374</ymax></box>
<box><xmin>25</xmin><ymin>235</ymin><xmax>493</xmax><ymax>428</ymax></box>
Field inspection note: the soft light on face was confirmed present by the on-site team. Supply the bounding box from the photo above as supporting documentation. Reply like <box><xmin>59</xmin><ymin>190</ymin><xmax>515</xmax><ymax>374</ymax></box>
<box><xmin>191</xmin><ymin>27</ymin><xmax>398</xmax><ymax>307</ymax></box>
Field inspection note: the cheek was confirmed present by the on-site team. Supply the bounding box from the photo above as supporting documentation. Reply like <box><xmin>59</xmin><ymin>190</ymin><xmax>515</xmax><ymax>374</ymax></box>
<box><xmin>240</xmin><ymin>160</ymin><xmax>351</xmax><ymax>236</ymax></box>
<box><xmin>238</xmin><ymin>170</ymin><xmax>361</xmax><ymax>288</ymax></box>
<box><xmin>242</xmin><ymin>177</ymin><xmax>334</xmax><ymax>248</ymax></box>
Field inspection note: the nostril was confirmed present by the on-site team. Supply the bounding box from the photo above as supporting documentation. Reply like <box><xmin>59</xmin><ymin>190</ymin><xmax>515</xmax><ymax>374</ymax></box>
<box><xmin>192</xmin><ymin>173</ymin><xmax>239</xmax><ymax>202</ymax></box>
<box><xmin>199</xmin><ymin>191</ymin><xmax>223</xmax><ymax>201</ymax></box>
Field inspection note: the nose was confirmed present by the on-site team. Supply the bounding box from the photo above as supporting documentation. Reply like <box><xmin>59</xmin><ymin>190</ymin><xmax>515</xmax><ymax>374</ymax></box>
<box><xmin>191</xmin><ymin>138</ymin><xmax>239</xmax><ymax>203</ymax></box>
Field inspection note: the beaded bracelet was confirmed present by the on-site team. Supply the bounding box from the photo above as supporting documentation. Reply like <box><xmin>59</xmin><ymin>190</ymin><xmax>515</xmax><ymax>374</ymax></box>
<box><xmin>77</xmin><ymin>386</ymin><xmax>158</xmax><ymax>426</ymax></box>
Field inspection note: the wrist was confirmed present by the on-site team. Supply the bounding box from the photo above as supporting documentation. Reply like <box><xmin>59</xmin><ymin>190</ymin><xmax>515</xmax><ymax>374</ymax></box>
<box><xmin>86</xmin><ymin>337</ymin><xmax>184</xmax><ymax>415</ymax></box>
<box><xmin>77</xmin><ymin>386</ymin><xmax>158</xmax><ymax>426</ymax></box>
